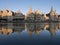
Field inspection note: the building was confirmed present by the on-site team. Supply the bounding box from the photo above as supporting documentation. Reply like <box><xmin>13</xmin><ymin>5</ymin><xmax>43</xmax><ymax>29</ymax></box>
<box><xmin>0</xmin><ymin>7</ymin><xmax>60</xmax><ymax>22</ymax></box>
<box><xmin>0</xmin><ymin>8</ymin><xmax>14</xmax><ymax>22</ymax></box>
<box><xmin>46</xmin><ymin>7</ymin><xmax>58</xmax><ymax>22</ymax></box>
<box><xmin>0</xmin><ymin>8</ymin><xmax>14</xmax><ymax>17</ymax></box>
<box><xmin>13</xmin><ymin>10</ymin><xmax>25</xmax><ymax>22</ymax></box>
<box><xmin>25</xmin><ymin>6</ymin><xmax>35</xmax><ymax>22</ymax></box>
<box><xmin>0</xmin><ymin>8</ymin><xmax>25</xmax><ymax>22</ymax></box>
<box><xmin>34</xmin><ymin>9</ymin><xmax>42</xmax><ymax>22</ymax></box>
<box><xmin>58</xmin><ymin>15</ymin><xmax>60</xmax><ymax>21</ymax></box>
<box><xmin>25</xmin><ymin>6</ymin><xmax>43</xmax><ymax>22</ymax></box>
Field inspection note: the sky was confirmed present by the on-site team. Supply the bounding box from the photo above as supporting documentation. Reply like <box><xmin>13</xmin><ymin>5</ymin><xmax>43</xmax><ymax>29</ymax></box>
<box><xmin>0</xmin><ymin>0</ymin><xmax>60</xmax><ymax>14</ymax></box>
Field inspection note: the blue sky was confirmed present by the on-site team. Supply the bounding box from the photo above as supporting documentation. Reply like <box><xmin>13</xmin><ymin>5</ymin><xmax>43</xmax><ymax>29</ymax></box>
<box><xmin>0</xmin><ymin>0</ymin><xmax>60</xmax><ymax>14</ymax></box>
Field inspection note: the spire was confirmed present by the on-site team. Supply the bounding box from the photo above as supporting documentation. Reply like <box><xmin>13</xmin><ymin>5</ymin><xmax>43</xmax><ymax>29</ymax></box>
<box><xmin>28</xmin><ymin>6</ymin><xmax>32</xmax><ymax>14</ymax></box>
<box><xmin>50</xmin><ymin>6</ymin><xmax>54</xmax><ymax>12</ymax></box>
<box><xmin>50</xmin><ymin>6</ymin><xmax>56</xmax><ymax>15</ymax></box>
<box><xmin>29</xmin><ymin>6</ymin><xmax>33</xmax><ymax>13</ymax></box>
<box><xmin>26</xmin><ymin>6</ymin><xmax>33</xmax><ymax>15</ymax></box>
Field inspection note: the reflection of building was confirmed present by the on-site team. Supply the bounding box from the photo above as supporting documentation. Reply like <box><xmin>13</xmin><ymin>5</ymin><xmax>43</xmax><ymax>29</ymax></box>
<box><xmin>0</xmin><ymin>27</ymin><xmax>13</xmax><ymax>35</ymax></box>
<box><xmin>47</xmin><ymin>23</ymin><xmax>58</xmax><ymax>36</ymax></box>
<box><xmin>25</xmin><ymin>23</ymin><xmax>60</xmax><ymax>36</ymax></box>
<box><xmin>58</xmin><ymin>23</ymin><xmax>60</xmax><ymax>29</ymax></box>
<box><xmin>0</xmin><ymin>23</ymin><xmax>60</xmax><ymax>36</ymax></box>
<box><xmin>35</xmin><ymin>29</ymin><xmax>42</xmax><ymax>35</ymax></box>
<box><xmin>44</xmin><ymin>23</ymin><xmax>49</xmax><ymax>30</ymax></box>
<box><xmin>13</xmin><ymin>23</ymin><xmax>25</xmax><ymax>33</ymax></box>
<box><xmin>25</xmin><ymin>23</ymin><xmax>43</xmax><ymax>35</ymax></box>
<box><xmin>0</xmin><ymin>23</ymin><xmax>25</xmax><ymax>35</ymax></box>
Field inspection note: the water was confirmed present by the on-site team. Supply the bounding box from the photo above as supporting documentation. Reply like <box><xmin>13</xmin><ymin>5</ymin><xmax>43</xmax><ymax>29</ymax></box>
<box><xmin>0</xmin><ymin>23</ymin><xmax>60</xmax><ymax>45</ymax></box>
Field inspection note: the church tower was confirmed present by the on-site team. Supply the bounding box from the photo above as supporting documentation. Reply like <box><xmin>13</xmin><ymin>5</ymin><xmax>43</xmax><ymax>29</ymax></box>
<box><xmin>26</xmin><ymin>6</ymin><xmax>33</xmax><ymax>15</ymax></box>
<box><xmin>50</xmin><ymin>7</ymin><xmax>56</xmax><ymax>15</ymax></box>
<box><xmin>25</xmin><ymin>6</ymin><xmax>33</xmax><ymax>20</ymax></box>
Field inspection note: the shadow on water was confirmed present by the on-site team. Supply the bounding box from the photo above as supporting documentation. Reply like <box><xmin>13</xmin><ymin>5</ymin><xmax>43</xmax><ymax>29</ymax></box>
<box><xmin>0</xmin><ymin>22</ymin><xmax>60</xmax><ymax>45</ymax></box>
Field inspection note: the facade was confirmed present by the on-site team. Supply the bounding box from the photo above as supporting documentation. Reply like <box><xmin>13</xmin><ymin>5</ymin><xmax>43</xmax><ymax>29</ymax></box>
<box><xmin>0</xmin><ymin>8</ymin><xmax>14</xmax><ymax>22</ymax></box>
<box><xmin>13</xmin><ymin>11</ymin><xmax>25</xmax><ymax>22</ymax></box>
<box><xmin>46</xmin><ymin>7</ymin><xmax>58</xmax><ymax>21</ymax></box>
<box><xmin>25</xmin><ymin>7</ymin><xmax>60</xmax><ymax>22</ymax></box>
<box><xmin>25</xmin><ymin>7</ymin><xmax>44</xmax><ymax>22</ymax></box>
<box><xmin>0</xmin><ymin>8</ymin><xmax>14</xmax><ymax>17</ymax></box>
<box><xmin>0</xmin><ymin>7</ymin><xmax>60</xmax><ymax>22</ymax></box>
<box><xmin>34</xmin><ymin>10</ymin><xmax>42</xmax><ymax>22</ymax></box>
<box><xmin>0</xmin><ymin>8</ymin><xmax>25</xmax><ymax>22</ymax></box>
<box><xmin>25</xmin><ymin>6</ymin><xmax>35</xmax><ymax>22</ymax></box>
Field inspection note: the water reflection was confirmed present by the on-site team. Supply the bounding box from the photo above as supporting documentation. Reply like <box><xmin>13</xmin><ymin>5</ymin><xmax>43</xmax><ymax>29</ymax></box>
<box><xmin>0</xmin><ymin>23</ymin><xmax>25</xmax><ymax>35</ymax></box>
<box><xmin>0</xmin><ymin>23</ymin><xmax>60</xmax><ymax>36</ymax></box>
<box><xmin>25</xmin><ymin>23</ymin><xmax>60</xmax><ymax>36</ymax></box>
<box><xmin>0</xmin><ymin>23</ymin><xmax>60</xmax><ymax>44</ymax></box>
